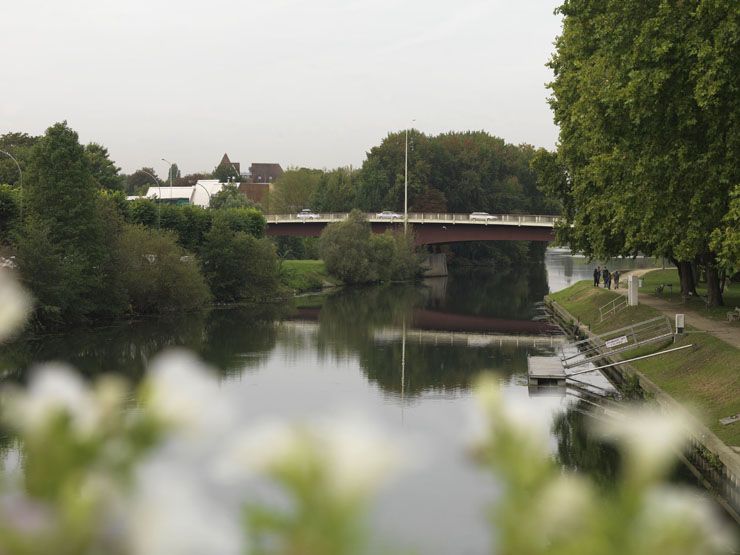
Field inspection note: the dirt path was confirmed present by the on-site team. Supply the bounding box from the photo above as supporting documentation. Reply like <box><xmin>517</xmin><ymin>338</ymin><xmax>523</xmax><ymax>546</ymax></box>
<box><xmin>612</xmin><ymin>269</ymin><xmax>740</xmax><ymax>349</ymax></box>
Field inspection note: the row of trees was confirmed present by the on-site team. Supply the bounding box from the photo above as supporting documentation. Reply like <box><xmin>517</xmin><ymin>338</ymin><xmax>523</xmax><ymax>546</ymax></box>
<box><xmin>538</xmin><ymin>0</ymin><xmax>738</xmax><ymax>306</ymax></box>
<box><xmin>0</xmin><ymin>123</ymin><xmax>282</xmax><ymax>328</ymax></box>
<box><xmin>266</xmin><ymin>131</ymin><xmax>560</xmax><ymax>216</ymax></box>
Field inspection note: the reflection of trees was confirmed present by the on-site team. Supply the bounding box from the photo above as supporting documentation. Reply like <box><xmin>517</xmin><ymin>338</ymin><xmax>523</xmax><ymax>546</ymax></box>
<box><xmin>436</xmin><ymin>264</ymin><xmax>549</xmax><ymax>320</ymax></box>
<box><xmin>552</xmin><ymin>402</ymin><xmax>620</xmax><ymax>489</ymax></box>
<box><xmin>0</xmin><ymin>304</ymin><xmax>287</xmax><ymax>384</ymax></box>
<box><xmin>361</xmin><ymin>342</ymin><xmax>528</xmax><ymax>397</ymax></box>
<box><xmin>199</xmin><ymin>305</ymin><xmax>285</xmax><ymax>376</ymax></box>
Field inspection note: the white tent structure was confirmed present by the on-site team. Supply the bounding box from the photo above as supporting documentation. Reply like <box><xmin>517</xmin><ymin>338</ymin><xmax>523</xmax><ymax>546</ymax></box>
<box><xmin>143</xmin><ymin>181</ymin><xmax>225</xmax><ymax>208</ymax></box>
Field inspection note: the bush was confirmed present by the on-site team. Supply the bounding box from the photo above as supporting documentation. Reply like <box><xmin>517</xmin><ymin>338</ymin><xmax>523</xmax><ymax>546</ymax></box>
<box><xmin>200</xmin><ymin>219</ymin><xmax>279</xmax><ymax>302</ymax></box>
<box><xmin>319</xmin><ymin>210</ymin><xmax>420</xmax><ymax>284</ymax></box>
<box><xmin>117</xmin><ymin>224</ymin><xmax>211</xmax><ymax>313</ymax></box>
<box><xmin>212</xmin><ymin>207</ymin><xmax>266</xmax><ymax>238</ymax></box>
<box><xmin>127</xmin><ymin>198</ymin><xmax>159</xmax><ymax>227</ymax></box>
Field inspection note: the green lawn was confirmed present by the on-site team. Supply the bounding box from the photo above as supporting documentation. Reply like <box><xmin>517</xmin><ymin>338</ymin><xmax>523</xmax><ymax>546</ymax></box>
<box><xmin>280</xmin><ymin>260</ymin><xmax>340</xmax><ymax>293</ymax></box>
<box><xmin>638</xmin><ymin>269</ymin><xmax>740</xmax><ymax>324</ymax></box>
<box><xmin>548</xmin><ymin>280</ymin><xmax>740</xmax><ymax>445</ymax></box>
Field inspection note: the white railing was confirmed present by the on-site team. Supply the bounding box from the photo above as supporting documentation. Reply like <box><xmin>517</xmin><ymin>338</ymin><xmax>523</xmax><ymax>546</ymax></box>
<box><xmin>266</xmin><ymin>212</ymin><xmax>559</xmax><ymax>227</ymax></box>
<box><xmin>598</xmin><ymin>296</ymin><xmax>628</xmax><ymax>322</ymax></box>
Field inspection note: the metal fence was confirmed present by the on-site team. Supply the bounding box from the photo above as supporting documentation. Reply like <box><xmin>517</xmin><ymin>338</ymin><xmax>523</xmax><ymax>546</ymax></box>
<box><xmin>266</xmin><ymin>212</ymin><xmax>559</xmax><ymax>226</ymax></box>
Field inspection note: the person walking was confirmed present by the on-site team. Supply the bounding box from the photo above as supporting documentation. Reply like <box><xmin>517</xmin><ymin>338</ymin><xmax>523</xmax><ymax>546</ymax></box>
<box><xmin>603</xmin><ymin>267</ymin><xmax>611</xmax><ymax>290</ymax></box>
<box><xmin>594</xmin><ymin>266</ymin><xmax>601</xmax><ymax>287</ymax></box>
<box><xmin>613</xmin><ymin>270</ymin><xmax>620</xmax><ymax>289</ymax></box>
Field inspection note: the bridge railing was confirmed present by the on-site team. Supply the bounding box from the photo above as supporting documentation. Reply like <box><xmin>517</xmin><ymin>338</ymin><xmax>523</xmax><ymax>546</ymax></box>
<box><xmin>265</xmin><ymin>212</ymin><xmax>559</xmax><ymax>225</ymax></box>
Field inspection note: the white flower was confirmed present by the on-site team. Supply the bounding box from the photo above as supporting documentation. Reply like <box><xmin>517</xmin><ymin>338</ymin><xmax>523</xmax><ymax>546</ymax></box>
<box><xmin>0</xmin><ymin>269</ymin><xmax>31</xmax><ymax>342</ymax></box>
<box><xmin>632</xmin><ymin>487</ymin><xmax>736</xmax><ymax>554</ymax></box>
<box><xmin>535</xmin><ymin>474</ymin><xmax>594</xmax><ymax>539</ymax></box>
<box><xmin>224</xmin><ymin>417</ymin><xmax>400</xmax><ymax>500</ymax></box>
<box><xmin>144</xmin><ymin>350</ymin><xmax>232</xmax><ymax>436</ymax></box>
<box><xmin>124</xmin><ymin>459</ymin><xmax>245</xmax><ymax>555</ymax></box>
<box><xmin>595</xmin><ymin>407</ymin><xmax>694</xmax><ymax>482</ymax></box>
<box><xmin>5</xmin><ymin>365</ymin><xmax>104</xmax><ymax>437</ymax></box>
<box><xmin>473</xmin><ymin>375</ymin><xmax>551</xmax><ymax>456</ymax></box>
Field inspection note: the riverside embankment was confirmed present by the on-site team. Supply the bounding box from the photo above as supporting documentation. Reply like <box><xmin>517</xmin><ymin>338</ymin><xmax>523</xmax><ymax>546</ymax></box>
<box><xmin>546</xmin><ymin>278</ymin><xmax>740</xmax><ymax>521</ymax></box>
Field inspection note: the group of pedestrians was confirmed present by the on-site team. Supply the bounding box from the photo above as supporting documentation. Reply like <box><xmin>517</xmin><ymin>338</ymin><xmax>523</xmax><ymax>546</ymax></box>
<box><xmin>593</xmin><ymin>266</ymin><xmax>620</xmax><ymax>290</ymax></box>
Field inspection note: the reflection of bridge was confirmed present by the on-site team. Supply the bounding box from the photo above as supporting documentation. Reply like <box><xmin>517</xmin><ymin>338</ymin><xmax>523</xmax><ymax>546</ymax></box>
<box><xmin>373</xmin><ymin>328</ymin><xmax>564</xmax><ymax>348</ymax></box>
<box><xmin>287</xmin><ymin>307</ymin><xmax>562</xmax><ymax>340</ymax></box>
<box><xmin>266</xmin><ymin>213</ymin><xmax>557</xmax><ymax>245</ymax></box>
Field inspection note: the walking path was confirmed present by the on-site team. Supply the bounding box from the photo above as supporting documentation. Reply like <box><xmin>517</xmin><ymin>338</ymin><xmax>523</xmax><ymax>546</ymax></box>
<box><xmin>614</xmin><ymin>268</ymin><xmax>740</xmax><ymax>349</ymax></box>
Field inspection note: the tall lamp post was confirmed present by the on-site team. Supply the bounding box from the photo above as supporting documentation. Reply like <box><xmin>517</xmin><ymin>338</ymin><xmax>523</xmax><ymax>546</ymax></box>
<box><xmin>403</xmin><ymin>120</ymin><xmax>415</xmax><ymax>235</ymax></box>
<box><xmin>0</xmin><ymin>149</ymin><xmax>23</xmax><ymax>222</ymax></box>
<box><xmin>161</xmin><ymin>158</ymin><xmax>175</xmax><ymax>187</ymax></box>
<box><xmin>140</xmin><ymin>170</ymin><xmax>161</xmax><ymax>228</ymax></box>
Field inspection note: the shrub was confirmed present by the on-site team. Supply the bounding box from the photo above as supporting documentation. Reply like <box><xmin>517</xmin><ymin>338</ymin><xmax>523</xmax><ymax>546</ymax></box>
<box><xmin>127</xmin><ymin>198</ymin><xmax>159</xmax><ymax>227</ymax></box>
<box><xmin>212</xmin><ymin>207</ymin><xmax>266</xmax><ymax>238</ymax></box>
<box><xmin>200</xmin><ymin>219</ymin><xmax>279</xmax><ymax>302</ymax></box>
<box><xmin>117</xmin><ymin>224</ymin><xmax>211</xmax><ymax>313</ymax></box>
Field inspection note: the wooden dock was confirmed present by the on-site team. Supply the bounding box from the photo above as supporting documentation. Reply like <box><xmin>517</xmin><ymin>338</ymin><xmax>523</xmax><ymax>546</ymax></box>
<box><xmin>527</xmin><ymin>356</ymin><xmax>566</xmax><ymax>386</ymax></box>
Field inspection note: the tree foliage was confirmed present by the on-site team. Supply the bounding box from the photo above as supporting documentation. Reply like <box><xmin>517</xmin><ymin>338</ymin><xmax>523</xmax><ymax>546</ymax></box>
<box><xmin>116</xmin><ymin>224</ymin><xmax>211</xmax><ymax>313</ymax></box>
<box><xmin>545</xmin><ymin>0</ymin><xmax>739</xmax><ymax>304</ymax></box>
<box><xmin>85</xmin><ymin>143</ymin><xmax>124</xmax><ymax>191</ymax></box>
<box><xmin>268</xmin><ymin>168</ymin><xmax>323</xmax><ymax>214</ymax></box>
<box><xmin>124</xmin><ymin>167</ymin><xmax>160</xmax><ymax>195</ymax></box>
<box><xmin>210</xmin><ymin>184</ymin><xmax>255</xmax><ymax>210</ymax></box>
<box><xmin>318</xmin><ymin>210</ymin><xmax>420</xmax><ymax>284</ymax></box>
<box><xmin>0</xmin><ymin>132</ymin><xmax>38</xmax><ymax>187</ymax></box>
<box><xmin>200</xmin><ymin>219</ymin><xmax>279</xmax><ymax>302</ymax></box>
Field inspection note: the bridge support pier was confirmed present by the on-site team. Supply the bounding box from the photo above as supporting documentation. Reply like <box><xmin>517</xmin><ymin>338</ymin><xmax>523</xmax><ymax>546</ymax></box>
<box><xmin>421</xmin><ymin>253</ymin><xmax>448</xmax><ymax>277</ymax></box>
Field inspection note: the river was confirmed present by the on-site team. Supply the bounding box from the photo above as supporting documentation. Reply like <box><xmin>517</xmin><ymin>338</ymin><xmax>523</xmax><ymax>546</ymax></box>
<box><xmin>2</xmin><ymin>251</ymin><xmax>705</xmax><ymax>553</ymax></box>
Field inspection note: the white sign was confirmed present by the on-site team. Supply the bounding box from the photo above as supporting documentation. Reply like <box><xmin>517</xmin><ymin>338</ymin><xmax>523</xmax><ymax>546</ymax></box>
<box><xmin>605</xmin><ymin>335</ymin><xmax>628</xmax><ymax>349</ymax></box>
<box><xmin>676</xmin><ymin>314</ymin><xmax>685</xmax><ymax>333</ymax></box>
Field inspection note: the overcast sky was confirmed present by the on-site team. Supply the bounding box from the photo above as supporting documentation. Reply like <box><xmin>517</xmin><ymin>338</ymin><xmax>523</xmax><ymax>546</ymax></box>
<box><xmin>2</xmin><ymin>0</ymin><xmax>563</xmax><ymax>175</ymax></box>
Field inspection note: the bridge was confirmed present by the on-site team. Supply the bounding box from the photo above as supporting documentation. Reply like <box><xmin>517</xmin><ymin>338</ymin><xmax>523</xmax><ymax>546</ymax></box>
<box><xmin>265</xmin><ymin>212</ymin><xmax>557</xmax><ymax>245</ymax></box>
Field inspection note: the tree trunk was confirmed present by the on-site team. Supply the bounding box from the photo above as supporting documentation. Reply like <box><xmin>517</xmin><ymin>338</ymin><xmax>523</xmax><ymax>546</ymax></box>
<box><xmin>704</xmin><ymin>254</ymin><xmax>724</xmax><ymax>307</ymax></box>
<box><xmin>674</xmin><ymin>259</ymin><xmax>697</xmax><ymax>298</ymax></box>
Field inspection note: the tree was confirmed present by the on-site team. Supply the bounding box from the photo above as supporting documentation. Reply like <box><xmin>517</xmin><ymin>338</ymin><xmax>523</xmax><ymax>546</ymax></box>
<box><xmin>319</xmin><ymin>210</ymin><xmax>377</xmax><ymax>284</ymax></box>
<box><xmin>200</xmin><ymin>219</ymin><xmax>279</xmax><ymax>302</ymax></box>
<box><xmin>546</xmin><ymin>0</ymin><xmax>739</xmax><ymax>305</ymax></box>
<box><xmin>0</xmin><ymin>185</ymin><xmax>20</xmax><ymax>244</ymax></box>
<box><xmin>117</xmin><ymin>224</ymin><xmax>211</xmax><ymax>313</ymax></box>
<box><xmin>210</xmin><ymin>184</ymin><xmax>255</xmax><ymax>210</ymax></box>
<box><xmin>20</xmin><ymin>122</ymin><xmax>123</xmax><ymax>323</ymax></box>
<box><xmin>125</xmin><ymin>167</ymin><xmax>160</xmax><ymax>195</ymax></box>
<box><xmin>212</xmin><ymin>207</ymin><xmax>266</xmax><ymax>238</ymax></box>
<box><xmin>165</xmin><ymin>163</ymin><xmax>181</xmax><ymax>186</ymax></box>
<box><xmin>311</xmin><ymin>167</ymin><xmax>357</xmax><ymax>212</ymax></box>
<box><xmin>85</xmin><ymin>143</ymin><xmax>124</xmax><ymax>191</ymax></box>
<box><xmin>710</xmin><ymin>184</ymin><xmax>740</xmax><ymax>278</ymax></box>
<box><xmin>213</xmin><ymin>163</ymin><xmax>240</xmax><ymax>183</ymax></box>
<box><xmin>267</xmin><ymin>168</ymin><xmax>322</xmax><ymax>214</ymax></box>
<box><xmin>0</xmin><ymin>132</ymin><xmax>38</xmax><ymax>187</ymax></box>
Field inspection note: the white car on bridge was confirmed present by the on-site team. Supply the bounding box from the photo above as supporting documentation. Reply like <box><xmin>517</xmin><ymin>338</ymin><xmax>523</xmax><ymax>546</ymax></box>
<box><xmin>297</xmin><ymin>209</ymin><xmax>320</xmax><ymax>219</ymax></box>
<box><xmin>376</xmin><ymin>211</ymin><xmax>402</xmax><ymax>219</ymax></box>
<box><xmin>469</xmin><ymin>212</ymin><xmax>498</xmax><ymax>221</ymax></box>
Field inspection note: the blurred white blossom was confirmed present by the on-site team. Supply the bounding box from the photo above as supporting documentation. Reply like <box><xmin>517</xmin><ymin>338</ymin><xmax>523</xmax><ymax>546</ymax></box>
<box><xmin>534</xmin><ymin>474</ymin><xmax>594</xmax><ymax>539</ymax></box>
<box><xmin>5</xmin><ymin>365</ymin><xmax>109</xmax><ymax>437</ymax></box>
<box><xmin>226</xmin><ymin>417</ymin><xmax>400</xmax><ymax>501</ymax></box>
<box><xmin>125</xmin><ymin>459</ymin><xmax>245</xmax><ymax>555</ymax></box>
<box><xmin>0</xmin><ymin>269</ymin><xmax>31</xmax><ymax>342</ymax></box>
<box><xmin>145</xmin><ymin>350</ymin><xmax>233</xmax><ymax>437</ymax></box>
<box><xmin>596</xmin><ymin>407</ymin><xmax>695</xmax><ymax>483</ymax></box>
<box><xmin>633</xmin><ymin>487</ymin><xmax>736</xmax><ymax>554</ymax></box>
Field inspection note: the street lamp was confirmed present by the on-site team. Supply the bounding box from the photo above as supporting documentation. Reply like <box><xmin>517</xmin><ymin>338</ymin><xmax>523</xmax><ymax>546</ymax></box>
<box><xmin>0</xmin><ymin>149</ymin><xmax>23</xmax><ymax>222</ymax></box>
<box><xmin>194</xmin><ymin>182</ymin><xmax>212</xmax><ymax>208</ymax></box>
<box><xmin>404</xmin><ymin>120</ymin><xmax>415</xmax><ymax>235</ymax></box>
<box><xmin>161</xmin><ymin>158</ymin><xmax>175</xmax><ymax>187</ymax></box>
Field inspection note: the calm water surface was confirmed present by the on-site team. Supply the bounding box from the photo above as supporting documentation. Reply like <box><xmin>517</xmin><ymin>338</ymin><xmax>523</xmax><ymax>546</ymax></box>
<box><xmin>0</xmin><ymin>251</ymin><xmax>706</xmax><ymax>553</ymax></box>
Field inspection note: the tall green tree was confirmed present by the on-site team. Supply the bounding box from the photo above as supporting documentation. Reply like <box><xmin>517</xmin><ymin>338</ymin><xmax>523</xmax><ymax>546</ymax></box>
<box><xmin>546</xmin><ymin>0</ymin><xmax>739</xmax><ymax>305</ymax></box>
<box><xmin>85</xmin><ymin>143</ymin><xmax>124</xmax><ymax>191</ymax></box>
<box><xmin>125</xmin><ymin>167</ymin><xmax>160</xmax><ymax>195</ymax></box>
<box><xmin>19</xmin><ymin>122</ymin><xmax>124</xmax><ymax>323</ymax></box>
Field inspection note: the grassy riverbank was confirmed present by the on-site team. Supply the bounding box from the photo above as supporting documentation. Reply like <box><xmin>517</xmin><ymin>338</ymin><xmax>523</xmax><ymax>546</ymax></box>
<box><xmin>279</xmin><ymin>260</ymin><xmax>342</xmax><ymax>293</ymax></box>
<box><xmin>548</xmin><ymin>281</ymin><xmax>740</xmax><ymax>445</ymax></box>
<box><xmin>637</xmin><ymin>269</ymin><xmax>740</xmax><ymax>323</ymax></box>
